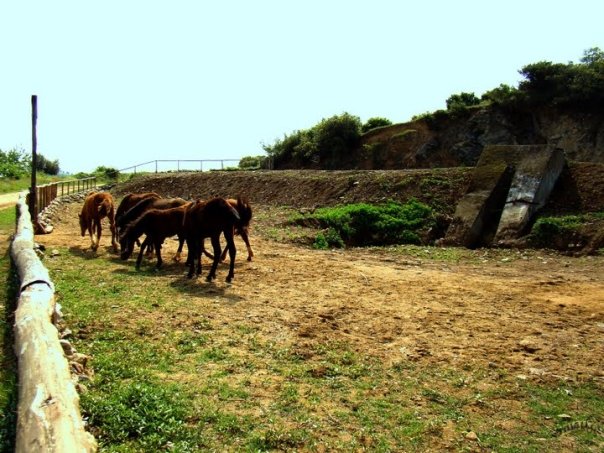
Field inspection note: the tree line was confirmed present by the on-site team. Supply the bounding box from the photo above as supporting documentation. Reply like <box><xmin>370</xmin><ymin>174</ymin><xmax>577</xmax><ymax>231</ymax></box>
<box><xmin>0</xmin><ymin>148</ymin><xmax>59</xmax><ymax>178</ymax></box>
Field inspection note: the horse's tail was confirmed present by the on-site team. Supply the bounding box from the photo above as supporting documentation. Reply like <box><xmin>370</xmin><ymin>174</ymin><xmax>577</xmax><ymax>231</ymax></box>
<box><xmin>235</xmin><ymin>196</ymin><xmax>252</xmax><ymax>234</ymax></box>
<box><xmin>228</xmin><ymin>201</ymin><xmax>240</xmax><ymax>223</ymax></box>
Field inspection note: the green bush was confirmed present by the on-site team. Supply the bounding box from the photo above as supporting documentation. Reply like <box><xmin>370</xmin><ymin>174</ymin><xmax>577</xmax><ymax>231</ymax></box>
<box><xmin>238</xmin><ymin>155</ymin><xmax>266</xmax><ymax>170</ymax></box>
<box><xmin>299</xmin><ymin>199</ymin><xmax>434</xmax><ymax>247</ymax></box>
<box><xmin>362</xmin><ymin>117</ymin><xmax>393</xmax><ymax>133</ymax></box>
<box><xmin>263</xmin><ymin>112</ymin><xmax>362</xmax><ymax>167</ymax></box>
<box><xmin>313</xmin><ymin>227</ymin><xmax>345</xmax><ymax>249</ymax></box>
<box><xmin>94</xmin><ymin>166</ymin><xmax>120</xmax><ymax>181</ymax></box>
<box><xmin>529</xmin><ymin>215</ymin><xmax>584</xmax><ymax>247</ymax></box>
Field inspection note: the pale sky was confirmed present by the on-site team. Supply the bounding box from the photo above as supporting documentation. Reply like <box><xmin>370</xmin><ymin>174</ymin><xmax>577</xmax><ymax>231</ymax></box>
<box><xmin>1</xmin><ymin>0</ymin><xmax>602</xmax><ymax>174</ymax></box>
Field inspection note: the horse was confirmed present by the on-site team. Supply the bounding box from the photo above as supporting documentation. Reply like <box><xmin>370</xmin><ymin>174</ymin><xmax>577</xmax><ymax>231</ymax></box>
<box><xmin>115</xmin><ymin>192</ymin><xmax>160</xmax><ymax>227</ymax></box>
<box><xmin>117</xmin><ymin>196</ymin><xmax>189</xmax><ymax>261</ymax></box>
<box><xmin>119</xmin><ymin>204</ymin><xmax>191</xmax><ymax>270</ymax></box>
<box><xmin>183</xmin><ymin>197</ymin><xmax>240</xmax><ymax>282</ymax></box>
<box><xmin>79</xmin><ymin>192</ymin><xmax>119</xmax><ymax>252</ymax></box>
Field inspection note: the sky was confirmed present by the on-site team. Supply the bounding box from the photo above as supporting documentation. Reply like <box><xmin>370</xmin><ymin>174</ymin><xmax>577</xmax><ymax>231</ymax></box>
<box><xmin>1</xmin><ymin>1</ymin><xmax>602</xmax><ymax>174</ymax></box>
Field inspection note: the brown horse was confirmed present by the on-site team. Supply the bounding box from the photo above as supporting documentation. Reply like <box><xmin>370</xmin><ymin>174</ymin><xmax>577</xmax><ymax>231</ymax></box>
<box><xmin>115</xmin><ymin>192</ymin><xmax>160</xmax><ymax>227</ymax></box>
<box><xmin>79</xmin><ymin>192</ymin><xmax>119</xmax><ymax>251</ymax></box>
<box><xmin>117</xmin><ymin>196</ymin><xmax>189</xmax><ymax>261</ymax></box>
<box><xmin>119</xmin><ymin>204</ymin><xmax>191</xmax><ymax>270</ymax></box>
<box><xmin>184</xmin><ymin>198</ymin><xmax>240</xmax><ymax>282</ymax></box>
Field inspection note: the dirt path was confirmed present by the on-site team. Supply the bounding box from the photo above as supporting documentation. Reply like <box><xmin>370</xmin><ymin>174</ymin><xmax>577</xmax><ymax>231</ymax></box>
<box><xmin>36</xmin><ymin>202</ymin><xmax>604</xmax><ymax>383</ymax></box>
<box><xmin>0</xmin><ymin>192</ymin><xmax>20</xmax><ymax>210</ymax></box>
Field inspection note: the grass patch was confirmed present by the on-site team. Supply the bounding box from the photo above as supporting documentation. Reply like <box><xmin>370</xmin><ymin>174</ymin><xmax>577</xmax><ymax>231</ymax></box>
<box><xmin>0</xmin><ymin>174</ymin><xmax>74</xmax><ymax>195</ymax></box>
<box><xmin>0</xmin><ymin>207</ymin><xmax>18</xmax><ymax>451</ymax></box>
<box><xmin>293</xmin><ymin>199</ymin><xmax>435</xmax><ymax>247</ymax></box>
<box><xmin>37</xmin><ymin>237</ymin><xmax>603</xmax><ymax>451</ymax></box>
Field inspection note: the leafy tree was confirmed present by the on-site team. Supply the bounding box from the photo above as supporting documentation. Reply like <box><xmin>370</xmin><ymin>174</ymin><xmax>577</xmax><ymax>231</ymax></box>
<box><xmin>36</xmin><ymin>153</ymin><xmax>60</xmax><ymax>175</ymax></box>
<box><xmin>263</xmin><ymin>112</ymin><xmax>362</xmax><ymax>168</ymax></box>
<box><xmin>0</xmin><ymin>147</ymin><xmax>31</xmax><ymax>178</ymax></box>
<box><xmin>446</xmin><ymin>92</ymin><xmax>480</xmax><ymax>112</ymax></box>
<box><xmin>362</xmin><ymin>117</ymin><xmax>392</xmax><ymax>133</ymax></box>
<box><xmin>481</xmin><ymin>83</ymin><xmax>520</xmax><ymax>105</ymax></box>
<box><xmin>580</xmin><ymin>46</ymin><xmax>604</xmax><ymax>65</ymax></box>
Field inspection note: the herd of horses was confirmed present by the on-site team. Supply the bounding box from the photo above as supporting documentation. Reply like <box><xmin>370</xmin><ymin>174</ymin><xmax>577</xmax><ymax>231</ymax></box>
<box><xmin>78</xmin><ymin>191</ymin><xmax>253</xmax><ymax>283</ymax></box>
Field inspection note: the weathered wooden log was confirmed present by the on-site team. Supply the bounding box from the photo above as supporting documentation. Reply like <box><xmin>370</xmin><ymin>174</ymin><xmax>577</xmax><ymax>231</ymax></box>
<box><xmin>11</xmin><ymin>193</ymin><xmax>96</xmax><ymax>453</ymax></box>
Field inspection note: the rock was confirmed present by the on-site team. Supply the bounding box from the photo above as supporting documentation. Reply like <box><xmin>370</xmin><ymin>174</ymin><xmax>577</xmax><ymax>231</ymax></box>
<box><xmin>59</xmin><ymin>339</ymin><xmax>75</xmax><ymax>356</ymax></box>
<box><xmin>465</xmin><ymin>431</ymin><xmax>479</xmax><ymax>441</ymax></box>
<box><xmin>519</xmin><ymin>339</ymin><xmax>540</xmax><ymax>353</ymax></box>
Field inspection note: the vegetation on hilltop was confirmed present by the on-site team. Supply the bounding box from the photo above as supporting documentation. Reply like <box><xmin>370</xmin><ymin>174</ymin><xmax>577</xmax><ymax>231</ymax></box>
<box><xmin>242</xmin><ymin>47</ymin><xmax>604</xmax><ymax>169</ymax></box>
<box><xmin>0</xmin><ymin>147</ymin><xmax>60</xmax><ymax>179</ymax></box>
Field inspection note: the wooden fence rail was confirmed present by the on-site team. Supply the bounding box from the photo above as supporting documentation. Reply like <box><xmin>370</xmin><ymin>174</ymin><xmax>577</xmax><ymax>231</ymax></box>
<box><xmin>31</xmin><ymin>177</ymin><xmax>97</xmax><ymax>214</ymax></box>
<box><xmin>11</xmin><ymin>193</ymin><xmax>97</xmax><ymax>452</ymax></box>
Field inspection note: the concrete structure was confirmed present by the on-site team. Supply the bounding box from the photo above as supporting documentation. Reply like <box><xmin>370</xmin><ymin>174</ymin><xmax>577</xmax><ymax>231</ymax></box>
<box><xmin>443</xmin><ymin>145</ymin><xmax>566</xmax><ymax>248</ymax></box>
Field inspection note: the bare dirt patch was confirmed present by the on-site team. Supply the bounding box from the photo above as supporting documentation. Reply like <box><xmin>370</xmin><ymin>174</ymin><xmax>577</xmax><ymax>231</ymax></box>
<box><xmin>37</xmin><ymin>200</ymin><xmax>604</xmax><ymax>384</ymax></box>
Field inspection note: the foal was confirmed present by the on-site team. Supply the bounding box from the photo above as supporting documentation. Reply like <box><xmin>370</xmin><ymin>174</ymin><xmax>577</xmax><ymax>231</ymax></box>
<box><xmin>183</xmin><ymin>197</ymin><xmax>240</xmax><ymax>282</ymax></box>
<box><xmin>119</xmin><ymin>204</ymin><xmax>190</xmax><ymax>270</ymax></box>
<box><xmin>117</xmin><ymin>196</ymin><xmax>189</xmax><ymax>260</ymax></box>
<box><xmin>79</xmin><ymin>192</ymin><xmax>119</xmax><ymax>251</ymax></box>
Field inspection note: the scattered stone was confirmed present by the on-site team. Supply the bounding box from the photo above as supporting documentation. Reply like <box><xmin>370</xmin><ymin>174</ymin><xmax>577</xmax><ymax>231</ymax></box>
<box><xmin>518</xmin><ymin>339</ymin><xmax>540</xmax><ymax>353</ymax></box>
<box><xmin>51</xmin><ymin>249</ymin><xmax>60</xmax><ymax>257</ymax></box>
<box><xmin>557</xmin><ymin>413</ymin><xmax>572</xmax><ymax>419</ymax></box>
<box><xmin>59</xmin><ymin>339</ymin><xmax>76</xmax><ymax>356</ymax></box>
<box><xmin>465</xmin><ymin>431</ymin><xmax>479</xmax><ymax>441</ymax></box>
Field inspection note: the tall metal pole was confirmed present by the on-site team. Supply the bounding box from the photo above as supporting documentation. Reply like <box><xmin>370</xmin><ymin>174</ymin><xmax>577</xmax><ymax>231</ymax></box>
<box><xmin>29</xmin><ymin>95</ymin><xmax>38</xmax><ymax>221</ymax></box>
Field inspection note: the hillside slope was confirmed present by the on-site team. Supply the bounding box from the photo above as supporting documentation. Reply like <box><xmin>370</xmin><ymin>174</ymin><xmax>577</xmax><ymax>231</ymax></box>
<box><xmin>113</xmin><ymin>163</ymin><xmax>604</xmax><ymax>215</ymax></box>
<box><xmin>273</xmin><ymin>105</ymin><xmax>604</xmax><ymax>170</ymax></box>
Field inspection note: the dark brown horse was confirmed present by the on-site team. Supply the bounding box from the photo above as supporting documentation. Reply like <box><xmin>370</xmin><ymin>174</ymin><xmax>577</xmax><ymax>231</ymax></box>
<box><xmin>184</xmin><ymin>198</ymin><xmax>240</xmax><ymax>282</ymax></box>
<box><xmin>115</xmin><ymin>192</ymin><xmax>160</xmax><ymax>226</ymax></box>
<box><xmin>117</xmin><ymin>196</ymin><xmax>189</xmax><ymax>261</ymax></box>
<box><xmin>79</xmin><ymin>192</ymin><xmax>119</xmax><ymax>251</ymax></box>
<box><xmin>119</xmin><ymin>203</ymin><xmax>191</xmax><ymax>270</ymax></box>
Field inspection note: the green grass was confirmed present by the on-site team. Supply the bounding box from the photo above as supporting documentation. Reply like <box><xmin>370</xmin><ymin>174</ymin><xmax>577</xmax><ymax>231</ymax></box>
<box><xmin>34</xmin><ymin>240</ymin><xmax>604</xmax><ymax>452</ymax></box>
<box><xmin>0</xmin><ymin>174</ymin><xmax>77</xmax><ymax>194</ymax></box>
<box><xmin>0</xmin><ymin>207</ymin><xmax>18</xmax><ymax>452</ymax></box>
<box><xmin>292</xmin><ymin>200</ymin><xmax>435</xmax><ymax>247</ymax></box>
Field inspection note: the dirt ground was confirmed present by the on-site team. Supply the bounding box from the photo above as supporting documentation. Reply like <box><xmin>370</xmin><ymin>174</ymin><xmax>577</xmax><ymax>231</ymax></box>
<box><xmin>36</xmin><ymin>200</ymin><xmax>604</xmax><ymax>385</ymax></box>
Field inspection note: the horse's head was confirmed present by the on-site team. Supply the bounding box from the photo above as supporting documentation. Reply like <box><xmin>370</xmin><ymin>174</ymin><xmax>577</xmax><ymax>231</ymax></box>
<box><xmin>119</xmin><ymin>234</ymin><xmax>134</xmax><ymax>260</ymax></box>
<box><xmin>78</xmin><ymin>213</ymin><xmax>86</xmax><ymax>236</ymax></box>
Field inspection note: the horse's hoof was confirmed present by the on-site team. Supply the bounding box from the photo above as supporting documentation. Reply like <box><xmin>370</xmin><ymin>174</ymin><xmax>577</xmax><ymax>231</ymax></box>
<box><xmin>226</xmin><ymin>276</ymin><xmax>233</xmax><ymax>283</ymax></box>
<box><xmin>247</xmin><ymin>257</ymin><xmax>252</xmax><ymax>262</ymax></box>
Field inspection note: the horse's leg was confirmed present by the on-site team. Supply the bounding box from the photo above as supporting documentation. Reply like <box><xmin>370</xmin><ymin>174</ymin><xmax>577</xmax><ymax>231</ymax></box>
<box><xmin>207</xmin><ymin>234</ymin><xmax>221</xmax><ymax>282</ymax></box>
<box><xmin>224</xmin><ymin>229</ymin><xmax>237</xmax><ymax>282</ymax></box>
<box><xmin>155</xmin><ymin>239</ymin><xmax>163</xmax><ymax>270</ymax></box>
<box><xmin>95</xmin><ymin>218</ymin><xmax>102</xmax><ymax>250</ymax></box>
<box><xmin>136</xmin><ymin>236</ymin><xmax>151</xmax><ymax>269</ymax></box>
<box><xmin>196</xmin><ymin>237</ymin><xmax>203</xmax><ymax>276</ymax></box>
<box><xmin>173</xmin><ymin>234</ymin><xmax>184</xmax><ymax>262</ymax></box>
<box><xmin>186</xmin><ymin>237</ymin><xmax>196</xmax><ymax>278</ymax></box>
<box><xmin>108</xmin><ymin>211</ymin><xmax>119</xmax><ymax>251</ymax></box>
<box><xmin>239</xmin><ymin>229</ymin><xmax>253</xmax><ymax>261</ymax></box>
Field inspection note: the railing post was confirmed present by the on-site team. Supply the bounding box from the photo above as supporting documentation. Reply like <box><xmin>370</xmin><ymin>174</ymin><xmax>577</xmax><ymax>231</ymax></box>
<box><xmin>155</xmin><ymin>160</ymin><xmax>158</xmax><ymax>173</ymax></box>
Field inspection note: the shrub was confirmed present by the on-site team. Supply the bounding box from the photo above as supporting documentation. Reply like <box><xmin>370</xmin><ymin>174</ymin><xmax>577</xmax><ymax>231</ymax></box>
<box><xmin>362</xmin><ymin>117</ymin><xmax>393</xmax><ymax>133</ymax></box>
<box><xmin>298</xmin><ymin>199</ymin><xmax>434</xmax><ymax>247</ymax></box>
<box><xmin>239</xmin><ymin>155</ymin><xmax>266</xmax><ymax>170</ymax></box>
<box><xmin>529</xmin><ymin>215</ymin><xmax>584</xmax><ymax>247</ymax></box>
<box><xmin>263</xmin><ymin>112</ymin><xmax>362</xmax><ymax>167</ymax></box>
<box><xmin>313</xmin><ymin>228</ymin><xmax>344</xmax><ymax>249</ymax></box>
<box><xmin>94</xmin><ymin>166</ymin><xmax>120</xmax><ymax>181</ymax></box>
